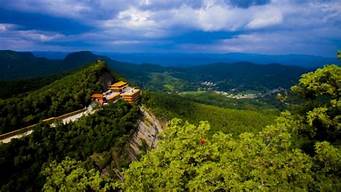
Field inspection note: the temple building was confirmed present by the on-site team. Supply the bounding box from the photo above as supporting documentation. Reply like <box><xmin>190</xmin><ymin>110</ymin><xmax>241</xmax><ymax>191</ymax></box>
<box><xmin>92</xmin><ymin>81</ymin><xmax>140</xmax><ymax>105</ymax></box>
<box><xmin>105</xmin><ymin>92</ymin><xmax>120</xmax><ymax>102</ymax></box>
<box><xmin>91</xmin><ymin>93</ymin><xmax>105</xmax><ymax>105</ymax></box>
<box><xmin>109</xmin><ymin>81</ymin><xmax>128</xmax><ymax>92</ymax></box>
<box><xmin>121</xmin><ymin>87</ymin><xmax>141</xmax><ymax>104</ymax></box>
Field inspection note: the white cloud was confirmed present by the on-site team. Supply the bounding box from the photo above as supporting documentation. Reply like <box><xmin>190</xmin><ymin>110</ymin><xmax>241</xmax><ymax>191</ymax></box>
<box><xmin>97</xmin><ymin>0</ymin><xmax>285</xmax><ymax>34</ymax></box>
<box><xmin>0</xmin><ymin>23</ymin><xmax>66</xmax><ymax>52</ymax></box>
<box><xmin>105</xmin><ymin>7</ymin><xmax>156</xmax><ymax>29</ymax></box>
<box><xmin>246</xmin><ymin>6</ymin><xmax>283</xmax><ymax>29</ymax></box>
<box><xmin>0</xmin><ymin>23</ymin><xmax>17</xmax><ymax>32</ymax></box>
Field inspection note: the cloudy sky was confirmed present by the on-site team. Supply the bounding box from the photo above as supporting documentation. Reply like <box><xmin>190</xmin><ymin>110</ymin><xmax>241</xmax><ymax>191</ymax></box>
<box><xmin>0</xmin><ymin>0</ymin><xmax>340</xmax><ymax>56</ymax></box>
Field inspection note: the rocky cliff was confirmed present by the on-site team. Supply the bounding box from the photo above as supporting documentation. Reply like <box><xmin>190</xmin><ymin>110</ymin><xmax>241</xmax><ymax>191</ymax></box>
<box><xmin>128</xmin><ymin>106</ymin><xmax>165</xmax><ymax>160</ymax></box>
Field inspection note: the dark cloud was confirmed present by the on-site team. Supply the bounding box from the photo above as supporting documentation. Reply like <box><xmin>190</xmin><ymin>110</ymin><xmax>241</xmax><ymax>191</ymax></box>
<box><xmin>228</xmin><ymin>0</ymin><xmax>271</xmax><ymax>8</ymax></box>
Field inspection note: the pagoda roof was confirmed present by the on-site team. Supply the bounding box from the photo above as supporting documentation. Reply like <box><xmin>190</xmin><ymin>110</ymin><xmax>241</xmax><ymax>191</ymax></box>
<box><xmin>91</xmin><ymin>93</ymin><xmax>104</xmax><ymax>98</ymax></box>
<box><xmin>111</xmin><ymin>81</ymin><xmax>127</xmax><ymax>87</ymax></box>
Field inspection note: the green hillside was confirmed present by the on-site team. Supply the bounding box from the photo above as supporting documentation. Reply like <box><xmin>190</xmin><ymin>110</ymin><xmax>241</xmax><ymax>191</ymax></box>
<box><xmin>0</xmin><ymin>61</ymin><xmax>115</xmax><ymax>134</ymax></box>
<box><xmin>120</xmin><ymin>64</ymin><xmax>341</xmax><ymax>191</ymax></box>
<box><xmin>142</xmin><ymin>92</ymin><xmax>278</xmax><ymax>136</ymax></box>
<box><xmin>179</xmin><ymin>91</ymin><xmax>282</xmax><ymax>110</ymax></box>
<box><xmin>0</xmin><ymin>74</ymin><xmax>66</xmax><ymax>98</ymax></box>
<box><xmin>0</xmin><ymin>101</ymin><xmax>140</xmax><ymax>191</ymax></box>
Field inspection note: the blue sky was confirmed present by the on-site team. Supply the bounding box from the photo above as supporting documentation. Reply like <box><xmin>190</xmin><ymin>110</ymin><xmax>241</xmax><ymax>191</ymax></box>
<box><xmin>0</xmin><ymin>0</ymin><xmax>340</xmax><ymax>56</ymax></box>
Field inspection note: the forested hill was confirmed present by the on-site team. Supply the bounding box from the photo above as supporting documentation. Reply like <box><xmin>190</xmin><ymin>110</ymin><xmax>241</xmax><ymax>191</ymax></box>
<box><xmin>0</xmin><ymin>50</ymin><xmax>106</xmax><ymax>80</ymax></box>
<box><xmin>107</xmin><ymin>60</ymin><xmax>308</xmax><ymax>92</ymax></box>
<box><xmin>180</xmin><ymin>62</ymin><xmax>308</xmax><ymax>90</ymax></box>
<box><xmin>0</xmin><ymin>60</ymin><xmax>116</xmax><ymax>134</ymax></box>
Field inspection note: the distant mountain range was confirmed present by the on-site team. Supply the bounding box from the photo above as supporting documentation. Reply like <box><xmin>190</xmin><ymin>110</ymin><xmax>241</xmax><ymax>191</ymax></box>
<box><xmin>0</xmin><ymin>50</ymin><xmax>105</xmax><ymax>80</ymax></box>
<box><xmin>0</xmin><ymin>50</ymin><xmax>313</xmax><ymax>91</ymax></box>
<box><xmin>33</xmin><ymin>51</ymin><xmax>340</xmax><ymax>68</ymax></box>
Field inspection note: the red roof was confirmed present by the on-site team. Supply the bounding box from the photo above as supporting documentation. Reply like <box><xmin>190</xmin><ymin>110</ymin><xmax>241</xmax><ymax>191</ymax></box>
<box><xmin>91</xmin><ymin>93</ymin><xmax>104</xmax><ymax>98</ymax></box>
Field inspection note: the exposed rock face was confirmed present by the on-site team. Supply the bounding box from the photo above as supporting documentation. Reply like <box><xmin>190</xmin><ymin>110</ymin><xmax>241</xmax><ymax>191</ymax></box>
<box><xmin>128</xmin><ymin>106</ymin><xmax>165</xmax><ymax>160</ymax></box>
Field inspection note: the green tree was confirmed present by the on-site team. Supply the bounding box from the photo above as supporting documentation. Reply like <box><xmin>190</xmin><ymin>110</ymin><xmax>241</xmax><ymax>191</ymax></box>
<box><xmin>122</xmin><ymin>118</ymin><xmax>313</xmax><ymax>191</ymax></box>
<box><xmin>41</xmin><ymin>157</ymin><xmax>110</xmax><ymax>192</ymax></box>
<box><xmin>312</xmin><ymin>141</ymin><xmax>341</xmax><ymax>191</ymax></box>
<box><xmin>290</xmin><ymin>64</ymin><xmax>341</xmax><ymax>145</ymax></box>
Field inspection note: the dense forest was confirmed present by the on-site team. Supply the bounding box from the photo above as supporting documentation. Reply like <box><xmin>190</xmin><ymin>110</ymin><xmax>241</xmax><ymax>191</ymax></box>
<box><xmin>142</xmin><ymin>91</ymin><xmax>278</xmax><ymax>135</ymax></box>
<box><xmin>122</xmin><ymin>64</ymin><xmax>341</xmax><ymax>191</ymax></box>
<box><xmin>0</xmin><ymin>74</ymin><xmax>65</xmax><ymax>98</ymax></box>
<box><xmin>0</xmin><ymin>101</ymin><xmax>140</xmax><ymax>191</ymax></box>
<box><xmin>21</xmin><ymin>64</ymin><xmax>339</xmax><ymax>191</ymax></box>
<box><xmin>0</xmin><ymin>61</ymin><xmax>114</xmax><ymax>134</ymax></box>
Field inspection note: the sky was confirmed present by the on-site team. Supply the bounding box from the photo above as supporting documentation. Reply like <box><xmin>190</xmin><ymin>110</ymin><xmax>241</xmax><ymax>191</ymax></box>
<box><xmin>0</xmin><ymin>0</ymin><xmax>340</xmax><ymax>56</ymax></box>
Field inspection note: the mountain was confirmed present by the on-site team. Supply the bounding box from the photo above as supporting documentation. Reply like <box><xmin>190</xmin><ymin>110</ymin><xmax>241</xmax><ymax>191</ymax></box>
<box><xmin>33</xmin><ymin>51</ymin><xmax>68</xmax><ymax>59</ymax></box>
<box><xmin>179</xmin><ymin>62</ymin><xmax>308</xmax><ymax>91</ymax></box>
<box><xmin>33</xmin><ymin>51</ymin><xmax>339</xmax><ymax>68</ymax></box>
<box><xmin>107</xmin><ymin>60</ymin><xmax>308</xmax><ymax>92</ymax></box>
<box><xmin>98</xmin><ymin>52</ymin><xmax>340</xmax><ymax>68</ymax></box>
<box><xmin>0</xmin><ymin>50</ymin><xmax>104</xmax><ymax>80</ymax></box>
<box><xmin>0</xmin><ymin>50</ymin><xmax>309</xmax><ymax>91</ymax></box>
<box><xmin>0</xmin><ymin>50</ymin><xmax>59</xmax><ymax>79</ymax></box>
<box><xmin>63</xmin><ymin>51</ymin><xmax>106</xmax><ymax>67</ymax></box>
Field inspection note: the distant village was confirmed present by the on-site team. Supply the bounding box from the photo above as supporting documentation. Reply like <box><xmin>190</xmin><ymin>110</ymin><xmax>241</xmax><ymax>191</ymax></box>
<box><xmin>91</xmin><ymin>81</ymin><xmax>140</xmax><ymax>105</ymax></box>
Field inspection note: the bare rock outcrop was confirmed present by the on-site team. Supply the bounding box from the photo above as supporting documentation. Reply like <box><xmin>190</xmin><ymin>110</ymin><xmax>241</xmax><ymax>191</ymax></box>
<box><xmin>128</xmin><ymin>106</ymin><xmax>165</xmax><ymax>160</ymax></box>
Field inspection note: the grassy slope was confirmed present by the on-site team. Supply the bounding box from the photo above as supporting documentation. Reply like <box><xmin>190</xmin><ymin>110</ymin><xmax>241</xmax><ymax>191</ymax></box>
<box><xmin>143</xmin><ymin>92</ymin><xmax>278</xmax><ymax>136</ymax></box>
<box><xmin>179</xmin><ymin>91</ymin><xmax>280</xmax><ymax>110</ymax></box>
<box><xmin>189</xmin><ymin>103</ymin><xmax>276</xmax><ymax>135</ymax></box>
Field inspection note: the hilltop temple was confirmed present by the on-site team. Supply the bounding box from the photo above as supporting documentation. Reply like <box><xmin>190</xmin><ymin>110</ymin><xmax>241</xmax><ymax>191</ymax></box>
<box><xmin>91</xmin><ymin>81</ymin><xmax>140</xmax><ymax>105</ymax></box>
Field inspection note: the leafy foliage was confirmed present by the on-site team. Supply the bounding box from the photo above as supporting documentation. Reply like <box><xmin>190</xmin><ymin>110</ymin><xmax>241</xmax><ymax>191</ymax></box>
<box><xmin>122</xmin><ymin>118</ymin><xmax>314</xmax><ymax>191</ymax></box>
<box><xmin>290</xmin><ymin>64</ymin><xmax>341</xmax><ymax>146</ymax></box>
<box><xmin>41</xmin><ymin>157</ymin><xmax>110</xmax><ymax>192</ymax></box>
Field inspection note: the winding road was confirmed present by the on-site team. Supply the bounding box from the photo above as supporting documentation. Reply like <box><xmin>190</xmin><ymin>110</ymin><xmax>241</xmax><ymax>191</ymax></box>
<box><xmin>0</xmin><ymin>105</ymin><xmax>96</xmax><ymax>144</ymax></box>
